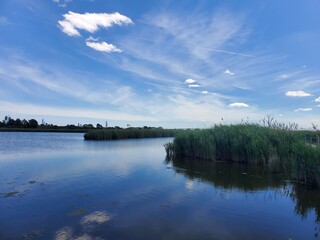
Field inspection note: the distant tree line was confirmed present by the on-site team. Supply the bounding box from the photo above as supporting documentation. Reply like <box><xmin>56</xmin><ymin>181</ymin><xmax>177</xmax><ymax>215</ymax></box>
<box><xmin>0</xmin><ymin>116</ymin><xmax>162</xmax><ymax>131</ymax></box>
<box><xmin>0</xmin><ymin>117</ymin><xmax>39</xmax><ymax>128</ymax></box>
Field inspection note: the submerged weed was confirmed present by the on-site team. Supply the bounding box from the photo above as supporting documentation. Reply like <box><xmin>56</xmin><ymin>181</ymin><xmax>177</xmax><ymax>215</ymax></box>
<box><xmin>22</xmin><ymin>230</ymin><xmax>42</xmax><ymax>240</ymax></box>
<box><xmin>3</xmin><ymin>191</ymin><xmax>19</xmax><ymax>198</ymax></box>
<box><xmin>68</xmin><ymin>208</ymin><xmax>88</xmax><ymax>217</ymax></box>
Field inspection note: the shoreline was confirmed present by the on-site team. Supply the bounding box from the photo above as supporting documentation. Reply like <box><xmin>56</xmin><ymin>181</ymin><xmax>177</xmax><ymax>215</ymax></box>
<box><xmin>0</xmin><ymin>128</ymin><xmax>86</xmax><ymax>133</ymax></box>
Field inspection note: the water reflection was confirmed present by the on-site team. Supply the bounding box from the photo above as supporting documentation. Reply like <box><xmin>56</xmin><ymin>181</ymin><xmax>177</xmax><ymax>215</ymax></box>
<box><xmin>168</xmin><ymin>158</ymin><xmax>320</xmax><ymax>223</ymax></box>
<box><xmin>55</xmin><ymin>211</ymin><xmax>111</xmax><ymax>240</ymax></box>
<box><xmin>55</xmin><ymin>227</ymin><xmax>73</xmax><ymax>240</ymax></box>
<box><xmin>1</xmin><ymin>133</ymin><xmax>319</xmax><ymax>239</ymax></box>
<box><xmin>81</xmin><ymin>211</ymin><xmax>112</xmax><ymax>226</ymax></box>
<box><xmin>167</xmin><ymin>158</ymin><xmax>287</xmax><ymax>191</ymax></box>
<box><xmin>291</xmin><ymin>185</ymin><xmax>320</xmax><ymax>223</ymax></box>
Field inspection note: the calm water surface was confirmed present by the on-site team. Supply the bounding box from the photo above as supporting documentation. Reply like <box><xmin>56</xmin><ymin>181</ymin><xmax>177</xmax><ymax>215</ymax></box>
<box><xmin>0</xmin><ymin>132</ymin><xmax>319</xmax><ymax>239</ymax></box>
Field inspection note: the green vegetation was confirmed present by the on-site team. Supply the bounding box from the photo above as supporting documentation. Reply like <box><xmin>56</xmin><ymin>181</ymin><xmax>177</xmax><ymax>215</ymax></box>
<box><xmin>84</xmin><ymin>127</ymin><xmax>177</xmax><ymax>140</ymax></box>
<box><xmin>0</xmin><ymin>115</ymin><xmax>112</xmax><ymax>132</ymax></box>
<box><xmin>0</xmin><ymin>117</ymin><xmax>39</xmax><ymax>128</ymax></box>
<box><xmin>165</xmin><ymin>124</ymin><xmax>320</xmax><ymax>186</ymax></box>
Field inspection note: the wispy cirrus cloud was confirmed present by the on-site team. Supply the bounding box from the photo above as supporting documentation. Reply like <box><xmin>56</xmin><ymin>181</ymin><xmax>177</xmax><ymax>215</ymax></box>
<box><xmin>116</xmin><ymin>8</ymin><xmax>254</xmax><ymax>94</ymax></box>
<box><xmin>147</xmin><ymin>9</ymin><xmax>248</xmax><ymax>60</ymax></box>
<box><xmin>58</xmin><ymin>11</ymin><xmax>133</xmax><ymax>37</ymax></box>
<box><xmin>188</xmin><ymin>84</ymin><xmax>200</xmax><ymax>88</ymax></box>
<box><xmin>53</xmin><ymin>0</ymin><xmax>72</xmax><ymax>8</ymax></box>
<box><xmin>294</xmin><ymin>108</ymin><xmax>312</xmax><ymax>112</ymax></box>
<box><xmin>315</xmin><ymin>97</ymin><xmax>320</xmax><ymax>102</ymax></box>
<box><xmin>0</xmin><ymin>101</ymin><xmax>156</xmax><ymax>122</ymax></box>
<box><xmin>285</xmin><ymin>90</ymin><xmax>311</xmax><ymax>97</ymax></box>
<box><xmin>0</xmin><ymin>56</ymin><xmax>135</xmax><ymax>106</ymax></box>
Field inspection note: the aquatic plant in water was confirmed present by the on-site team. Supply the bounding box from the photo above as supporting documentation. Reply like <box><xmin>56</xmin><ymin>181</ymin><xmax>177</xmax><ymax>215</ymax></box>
<box><xmin>84</xmin><ymin>128</ymin><xmax>177</xmax><ymax>140</ymax></box>
<box><xmin>165</xmin><ymin>124</ymin><xmax>320</xmax><ymax>186</ymax></box>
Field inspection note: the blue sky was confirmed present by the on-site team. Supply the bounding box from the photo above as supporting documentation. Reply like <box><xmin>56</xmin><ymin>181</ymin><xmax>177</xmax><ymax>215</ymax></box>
<box><xmin>0</xmin><ymin>0</ymin><xmax>320</xmax><ymax>128</ymax></box>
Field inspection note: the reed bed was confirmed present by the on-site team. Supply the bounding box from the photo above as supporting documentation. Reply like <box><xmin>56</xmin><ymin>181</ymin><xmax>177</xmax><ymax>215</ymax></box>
<box><xmin>165</xmin><ymin>124</ymin><xmax>320</xmax><ymax>186</ymax></box>
<box><xmin>84</xmin><ymin>128</ymin><xmax>177</xmax><ymax>140</ymax></box>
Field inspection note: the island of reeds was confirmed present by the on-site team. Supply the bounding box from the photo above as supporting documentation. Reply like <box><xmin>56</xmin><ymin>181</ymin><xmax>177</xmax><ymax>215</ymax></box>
<box><xmin>84</xmin><ymin>127</ymin><xmax>177</xmax><ymax>140</ymax></box>
<box><xmin>165</xmin><ymin>123</ymin><xmax>320</xmax><ymax>187</ymax></box>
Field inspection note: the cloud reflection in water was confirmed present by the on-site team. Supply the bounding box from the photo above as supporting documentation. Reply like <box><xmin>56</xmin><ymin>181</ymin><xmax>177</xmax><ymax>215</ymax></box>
<box><xmin>55</xmin><ymin>211</ymin><xmax>111</xmax><ymax>240</ymax></box>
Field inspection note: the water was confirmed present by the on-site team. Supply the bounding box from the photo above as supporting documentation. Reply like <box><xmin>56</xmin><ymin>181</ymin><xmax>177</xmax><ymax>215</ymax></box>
<box><xmin>0</xmin><ymin>132</ymin><xmax>319</xmax><ymax>239</ymax></box>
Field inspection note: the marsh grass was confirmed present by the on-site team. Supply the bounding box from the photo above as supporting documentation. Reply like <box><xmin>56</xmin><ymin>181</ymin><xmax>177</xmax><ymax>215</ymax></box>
<box><xmin>84</xmin><ymin>128</ymin><xmax>177</xmax><ymax>140</ymax></box>
<box><xmin>165</xmin><ymin>124</ymin><xmax>320</xmax><ymax>186</ymax></box>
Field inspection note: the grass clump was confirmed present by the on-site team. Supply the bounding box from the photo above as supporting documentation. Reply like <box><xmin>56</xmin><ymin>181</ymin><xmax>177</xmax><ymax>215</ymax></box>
<box><xmin>165</xmin><ymin>124</ymin><xmax>320</xmax><ymax>186</ymax></box>
<box><xmin>84</xmin><ymin>128</ymin><xmax>177</xmax><ymax>140</ymax></box>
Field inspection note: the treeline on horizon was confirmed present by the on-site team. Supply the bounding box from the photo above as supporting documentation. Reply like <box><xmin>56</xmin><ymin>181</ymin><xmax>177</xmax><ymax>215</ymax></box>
<box><xmin>0</xmin><ymin>117</ymin><xmax>39</xmax><ymax>128</ymax></box>
<box><xmin>0</xmin><ymin>116</ymin><xmax>167</xmax><ymax>132</ymax></box>
<box><xmin>0</xmin><ymin>116</ymin><xmax>104</xmax><ymax>129</ymax></box>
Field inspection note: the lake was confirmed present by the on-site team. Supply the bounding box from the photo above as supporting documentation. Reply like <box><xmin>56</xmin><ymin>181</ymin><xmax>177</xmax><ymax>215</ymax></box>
<box><xmin>0</xmin><ymin>132</ymin><xmax>319</xmax><ymax>239</ymax></box>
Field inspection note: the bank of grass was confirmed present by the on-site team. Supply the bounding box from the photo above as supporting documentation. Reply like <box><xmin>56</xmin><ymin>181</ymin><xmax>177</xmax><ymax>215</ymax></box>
<box><xmin>84</xmin><ymin>128</ymin><xmax>177</xmax><ymax>140</ymax></box>
<box><xmin>165</xmin><ymin>124</ymin><xmax>320</xmax><ymax>186</ymax></box>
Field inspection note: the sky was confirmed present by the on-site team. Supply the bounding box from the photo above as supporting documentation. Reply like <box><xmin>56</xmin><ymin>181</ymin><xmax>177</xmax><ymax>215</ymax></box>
<box><xmin>0</xmin><ymin>0</ymin><xmax>320</xmax><ymax>128</ymax></box>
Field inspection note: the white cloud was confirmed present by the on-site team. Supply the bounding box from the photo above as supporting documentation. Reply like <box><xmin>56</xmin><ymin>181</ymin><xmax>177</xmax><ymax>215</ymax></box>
<box><xmin>314</xmin><ymin>97</ymin><xmax>320</xmax><ymax>102</ymax></box>
<box><xmin>285</xmin><ymin>90</ymin><xmax>311</xmax><ymax>97</ymax></box>
<box><xmin>294</xmin><ymin>108</ymin><xmax>312</xmax><ymax>112</ymax></box>
<box><xmin>188</xmin><ymin>84</ymin><xmax>200</xmax><ymax>88</ymax></box>
<box><xmin>184</xmin><ymin>78</ymin><xmax>197</xmax><ymax>84</ymax></box>
<box><xmin>228</xmin><ymin>102</ymin><xmax>249</xmax><ymax>108</ymax></box>
<box><xmin>201</xmin><ymin>90</ymin><xmax>208</xmax><ymax>94</ymax></box>
<box><xmin>58</xmin><ymin>11</ymin><xmax>133</xmax><ymax>37</ymax></box>
<box><xmin>86</xmin><ymin>41</ymin><xmax>122</xmax><ymax>53</ymax></box>
<box><xmin>59</xmin><ymin>20</ymin><xmax>80</xmax><ymax>36</ymax></box>
<box><xmin>224</xmin><ymin>69</ymin><xmax>234</xmax><ymax>76</ymax></box>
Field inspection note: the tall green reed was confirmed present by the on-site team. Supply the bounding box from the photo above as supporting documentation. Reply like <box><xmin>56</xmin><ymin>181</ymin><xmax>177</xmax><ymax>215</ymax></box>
<box><xmin>165</xmin><ymin>124</ymin><xmax>320</xmax><ymax>186</ymax></box>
